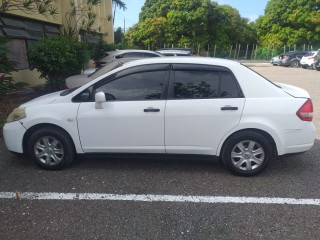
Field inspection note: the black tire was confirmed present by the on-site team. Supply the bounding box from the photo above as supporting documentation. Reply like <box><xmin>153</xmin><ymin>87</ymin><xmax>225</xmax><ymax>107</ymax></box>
<box><xmin>28</xmin><ymin>127</ymin><xmax>75</xmax><ymax>170</ymax></box>
<box><xmin>316</xmin><ymin>66</ymin><xmax>320</xmax><ymax>71</ymax></box>
<box><xmin>311</xmin><ymin>64</ymin><xmax>315</xmax><ymax>70</ymax></box>
<box><xmin>222</xmin><ymin>131</ymin><xmax>273</xmax><ymax>176</ymax></box>
<box><xmin>290</xmin><ymin>60</ymin><xmax>299</xmax><ymax>67</ymax></box>
<box><xmin>302</xmin><ymin>65</ymin><xmax>307</xmax><ymax>69</ymax></box>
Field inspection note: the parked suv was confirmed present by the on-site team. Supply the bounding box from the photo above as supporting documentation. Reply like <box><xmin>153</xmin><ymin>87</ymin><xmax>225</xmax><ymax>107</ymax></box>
<box><xmin>279</xmin><ymin>51</ymin><xmax>309</xmax><ymax>67</ymax></box>
<box><xmin>300</xmin><ymin>51</ymin><xmax>317</xmax><ymax>69</ymax></box>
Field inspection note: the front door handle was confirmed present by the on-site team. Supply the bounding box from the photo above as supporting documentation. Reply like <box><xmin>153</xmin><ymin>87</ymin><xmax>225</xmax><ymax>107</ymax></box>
<box><xmin>144</xmin><ymin>108</ymin><xmax>160</xmax><ymax>112</ymax></box>
<box><xmin>221</xmin><ymin>106</ymin><xmax>238</xmax><ymax>111</ymax></box>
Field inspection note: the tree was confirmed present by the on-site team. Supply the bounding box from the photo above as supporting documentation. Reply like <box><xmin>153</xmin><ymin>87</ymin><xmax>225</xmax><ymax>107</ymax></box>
<box><xmin>28</xmin><ymin>37</ymin><xmax>90</xmax><ymax>90</ymax></box>
<box><xmin>256</xmin><ymin>0</ymin><xmax>320</xmax><ymax>47</ymax></box>
<box><xmin>114</xmin><ymin>27</ymin><xmax>123</xmax><ymax>44</ymax></box>
<box><xmin>0</xmin><ymin>0</ymin><xmax>58</xmax><ymax>16</ymax></box>
<box><xmin>126</xmin><ymin>0</ymin><xmax>257</xmax><ymax>49</ymax></box>
<box><xmin>113</xmin><ymin>0</ymin><xmax>127</xmax><ymax>25</ymax></box>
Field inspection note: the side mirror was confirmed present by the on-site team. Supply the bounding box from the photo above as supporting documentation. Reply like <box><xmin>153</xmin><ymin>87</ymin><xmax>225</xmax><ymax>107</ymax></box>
<box><xmin>95</xmin><ymin>91</ymin><xmax>106</xmax><ymax>109</ymax></box>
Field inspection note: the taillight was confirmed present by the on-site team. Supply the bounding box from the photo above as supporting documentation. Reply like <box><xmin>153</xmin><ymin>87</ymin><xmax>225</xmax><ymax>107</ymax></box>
<box><xmin>308</xmin><ymin>56</ymin><xmax>315</xmax><ymax>60</ymax></box>
<box><xmin>296</xmin><ymin>99</ymin><xmax>313</xmax><ymax>121</ymax></box>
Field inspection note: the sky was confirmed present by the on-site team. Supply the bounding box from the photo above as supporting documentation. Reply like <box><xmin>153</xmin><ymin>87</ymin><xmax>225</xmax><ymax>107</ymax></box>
<box><xmin>114</xmin><ymin>0</ymin><xmax>270</xmax><ymax>31</ymax></box>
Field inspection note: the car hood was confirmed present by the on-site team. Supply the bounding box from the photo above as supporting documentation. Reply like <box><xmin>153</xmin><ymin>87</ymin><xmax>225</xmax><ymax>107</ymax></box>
<box><xmin>20</xmin><ymin>91</ymin><xmax>64</xmax><ymax>108</ymax></box>
<box><xmin>275</xmin><ymin>82</ymin><xmax>310</xmax><ymax>98</ymax></box>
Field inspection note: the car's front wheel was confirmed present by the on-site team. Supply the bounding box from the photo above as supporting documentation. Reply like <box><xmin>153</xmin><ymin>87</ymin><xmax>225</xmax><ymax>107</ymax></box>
<box><xmin>222</xmin><ymin>131</ymin><xmax>272</xmax><ymax>176</ymax></box>
<box><xmin>28</xmin><ymin>127</ymin><xmax>75</xmax><ymax>170</ymax></box>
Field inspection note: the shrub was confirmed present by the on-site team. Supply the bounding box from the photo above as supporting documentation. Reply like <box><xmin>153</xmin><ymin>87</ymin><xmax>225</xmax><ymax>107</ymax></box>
<box><xmin>28</xmin><ymin>36</ymin><xmax>90</xmax><ymax>90</ymax></box>
<box><xmin>88</xmin><ymin>40</ymin><xmax>116</xmax><ymax>61</ymax></box>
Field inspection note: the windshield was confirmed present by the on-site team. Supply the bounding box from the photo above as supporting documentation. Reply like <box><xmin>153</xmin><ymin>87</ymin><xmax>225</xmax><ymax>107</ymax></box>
<box><xmin>60</xmin><ymin>87</ymin><xmax>79</xmax><ymax>96</ymax></box>
<box><xmin>89</xmin><ymin>61</ymin><xmax>125</xmax><ymax>79</ymax></box>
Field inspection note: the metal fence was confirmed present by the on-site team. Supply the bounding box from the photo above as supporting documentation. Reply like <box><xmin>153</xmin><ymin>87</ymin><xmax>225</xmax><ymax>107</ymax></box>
<box><xmin>146</xmin><ymin>43</ymin><xmax>320</xmax><ymax>60</ymax></box>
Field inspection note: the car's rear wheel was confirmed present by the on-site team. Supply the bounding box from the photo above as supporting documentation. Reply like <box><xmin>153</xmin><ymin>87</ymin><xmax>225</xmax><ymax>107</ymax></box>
<box><xmin>222</xmin><ymin>131</ymin><xmax>272</xmax><ymax>176</ymax></box>
<box><xmin>291</xmin><ymin>60</ymin><xmax>299</xmax><ymax>67</ymax></box>
<box><xmin>28</xmin><ymin>127</ymin><xmax>75</xmax><ymax>170</ymax></box>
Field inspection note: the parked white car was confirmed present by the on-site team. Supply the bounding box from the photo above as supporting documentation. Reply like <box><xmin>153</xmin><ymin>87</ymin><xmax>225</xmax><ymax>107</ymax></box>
<box><xmin>4</xmin><ymin>57</ymin><xmax>316</xmax><ymax>176</ymax></box>
<box><xmin>66</xmin><ymin>58</ymin><xmax>140</xmax><ymax>88</ymax></box>
<box><xmin>300</xmin><ymin>51</ymin><xmax>317</xmax><ymax>69</ymax></box>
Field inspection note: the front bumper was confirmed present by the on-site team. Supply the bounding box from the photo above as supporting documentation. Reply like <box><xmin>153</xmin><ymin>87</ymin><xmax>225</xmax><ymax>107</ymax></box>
<box><xmin>3</xmin><ymin>121</ymin><xmax>26</xmax><ymax>153</ymax></box>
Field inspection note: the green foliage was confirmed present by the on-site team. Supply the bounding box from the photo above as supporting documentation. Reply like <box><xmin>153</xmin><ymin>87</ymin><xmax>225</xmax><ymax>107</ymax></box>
<box><xmin>0</xmin><ymin>0</ymin><xmax>58</xmax><ymax>16</ymax></box>
<box><xmin>256</xmin><ymin>0</ymin><xmax>320</xmax><ymax>47</ymax></box>
<box><xmin>114</xmin><ymin>27</ymin><xmax>123</xmax><ymax>44</ymax></box>
<box><xmin>126</xmin><ymin>0</ymin><xmax>257</xmax><ymax>49</ymax></box>
<box><xmin>28</xmin><ymin>37</ymin><xmax>90</xmax><ymax>90</ymax></box>
<box><xmin>88</xmin><ymin>40</ymin><xmax>116</xmax><ymax>60</ymax></box>
<box><xmin>0</xmin><ymin>37</ymin><xmax>28</xmax><ymax>99</ymax></box>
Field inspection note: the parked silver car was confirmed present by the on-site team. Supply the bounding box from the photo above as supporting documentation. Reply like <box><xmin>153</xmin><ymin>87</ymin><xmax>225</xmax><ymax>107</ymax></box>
<box><xmin>66</xmin><ymin>58</ymin><xmax>140</xmax><ymax>88</ymax></box>
<box><xmin>95</xmin><ymin>49</ymin><xmax>163</xmax><ymax>67</ymax></box>
<box><xmin>157</xmin><ymin>48</ymin><xmax>193</xmax><ymax>56</ymax></box>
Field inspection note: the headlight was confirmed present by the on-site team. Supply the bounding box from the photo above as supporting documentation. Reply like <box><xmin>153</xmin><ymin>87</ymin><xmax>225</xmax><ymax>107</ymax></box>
<box><xmin>6</xmin><ymin>107</ymin><xmax>26</xmax><ymax>123</ymax></box>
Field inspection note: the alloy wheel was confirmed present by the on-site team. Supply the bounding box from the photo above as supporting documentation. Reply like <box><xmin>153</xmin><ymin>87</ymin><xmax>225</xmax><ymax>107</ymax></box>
<box><xmin>34</xmin><ymin>136</ymin><xmax>64</xmax><ymax>166</ymax></box>
<box><xmin>231</xmin><ymin>140</ymin><xmax>265</xmax><ymax>171</ymax></box>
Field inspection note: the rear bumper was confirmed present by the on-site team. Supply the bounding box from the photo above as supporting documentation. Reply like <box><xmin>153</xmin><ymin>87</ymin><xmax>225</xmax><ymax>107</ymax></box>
<box><xmin>276</xmin><ymin>123</ymin><xmax>316</xmax><ymax>155</ymax></box>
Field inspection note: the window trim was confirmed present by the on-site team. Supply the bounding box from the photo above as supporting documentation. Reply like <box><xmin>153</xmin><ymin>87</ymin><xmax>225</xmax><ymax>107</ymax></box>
<box><xmin>73</xmin><ymin>64</ymin><xmax>170</xmax><ymax>103</ymax></box>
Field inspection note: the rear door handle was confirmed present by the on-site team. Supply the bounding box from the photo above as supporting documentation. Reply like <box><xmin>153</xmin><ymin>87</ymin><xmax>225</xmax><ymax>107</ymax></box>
<box><xmin>144</xmin><ymin>108</ymin><xmax>160</xmax><ymax>112</ymax></box>
<box><xmin>221</xmin><ymin>106</ymin><xmax>238</xmax><ymax>111</ymax></box>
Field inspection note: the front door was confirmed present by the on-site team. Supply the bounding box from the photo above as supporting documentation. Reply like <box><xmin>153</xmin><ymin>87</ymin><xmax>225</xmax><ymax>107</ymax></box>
<box><xmin>77</xmin><ymin>65</ymin><xmax>169</xmax><ymax>153</ymax></box>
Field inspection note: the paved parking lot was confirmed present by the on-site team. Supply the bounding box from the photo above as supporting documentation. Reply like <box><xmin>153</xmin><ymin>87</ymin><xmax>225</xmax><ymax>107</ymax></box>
<box><xmin>1</xmin><ymin>63</ymin><xmax>320</xmax><ymax>240</ymax></box>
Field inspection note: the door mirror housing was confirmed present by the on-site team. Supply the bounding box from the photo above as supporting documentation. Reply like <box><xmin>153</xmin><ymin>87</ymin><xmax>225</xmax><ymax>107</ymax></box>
<box><xmin>95</xmin><ymin>92</ymin><xmax>106</xmax><ymax>109</ymax></box>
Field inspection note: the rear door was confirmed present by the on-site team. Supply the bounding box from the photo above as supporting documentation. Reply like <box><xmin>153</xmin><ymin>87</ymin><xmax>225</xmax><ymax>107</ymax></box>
<box><xmin>165</xmin><ymin>64</ymin><xmax>245</xmax><ymax>155</ymax></box>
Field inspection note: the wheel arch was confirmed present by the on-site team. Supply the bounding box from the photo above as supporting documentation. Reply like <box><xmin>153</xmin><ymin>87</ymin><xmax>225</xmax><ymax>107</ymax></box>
<box><xmin>219</xmin><ymin>128</ymin><xmax>278</xmax><ymax>159</ymax></box>
<box><xmin>22</xmin><ymin>123</ymin><xmax>76</xmax><ymax>154</ymax></box>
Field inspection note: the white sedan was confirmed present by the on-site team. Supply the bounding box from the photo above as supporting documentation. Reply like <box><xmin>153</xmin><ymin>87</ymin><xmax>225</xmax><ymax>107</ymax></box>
<box><xmin>3</xmin><ymin>57</ymin><xmax>316</xmax><ymax>176</ymax></box>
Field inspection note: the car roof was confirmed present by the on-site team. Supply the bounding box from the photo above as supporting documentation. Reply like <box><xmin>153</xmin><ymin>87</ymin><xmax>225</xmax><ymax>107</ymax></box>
<box><xmin>122</xmin><ymin>57</ymin><xmax>240</xmax><ymax>68</ymax></box>
<box><xmin>107</xmin><ymin>49</ymin><xmax>162</xmax><ymax>54</ymax></box>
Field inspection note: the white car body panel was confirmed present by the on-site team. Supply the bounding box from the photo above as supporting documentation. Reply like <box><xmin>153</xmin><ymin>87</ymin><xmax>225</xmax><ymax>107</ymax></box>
<box><xmin>18</xmin><ymin>95</ymin><xmax>83</xmax><ymax>153</ymax></box>
<box><xmin>77</xmin><ymin>101</ymin><xmax>166</xmax><ymax>153</ymax></box>
<box><xmin>165</xmin><ymin>99</ymin><xmax>245</xmax><ymax>155</ymax></box>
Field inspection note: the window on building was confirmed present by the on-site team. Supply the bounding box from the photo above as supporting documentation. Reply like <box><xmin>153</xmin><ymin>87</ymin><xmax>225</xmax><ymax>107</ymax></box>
<box><xmin>0</xmin><ymin>15</ymin><xmax>60</xmax><ymax>70</ymax></box>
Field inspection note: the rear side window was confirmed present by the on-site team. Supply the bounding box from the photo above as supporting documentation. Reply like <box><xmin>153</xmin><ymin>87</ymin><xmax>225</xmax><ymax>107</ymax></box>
<box><xmin>173</xmin><ymin>70</ymin><xmax>241</xmax><ymax>99</ymax></box>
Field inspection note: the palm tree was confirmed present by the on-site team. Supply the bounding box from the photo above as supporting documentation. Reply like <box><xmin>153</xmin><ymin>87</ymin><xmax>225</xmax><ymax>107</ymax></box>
<box><xmin>113</xmin><ymin>0</ymin><xmax>127</xmax><ymax>25</ymax></box>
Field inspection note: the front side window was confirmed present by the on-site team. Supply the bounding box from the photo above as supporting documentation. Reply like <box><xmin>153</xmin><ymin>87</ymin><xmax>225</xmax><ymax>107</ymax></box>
<box><xmin>95</xmin><ymin>71</ymin><xmax>165</xmax><ymax>101</ymax></box>
<box><xmin>173</xmin><ymin>70</ymin><xmax>241</xmax><ymax>99</ymax></box>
